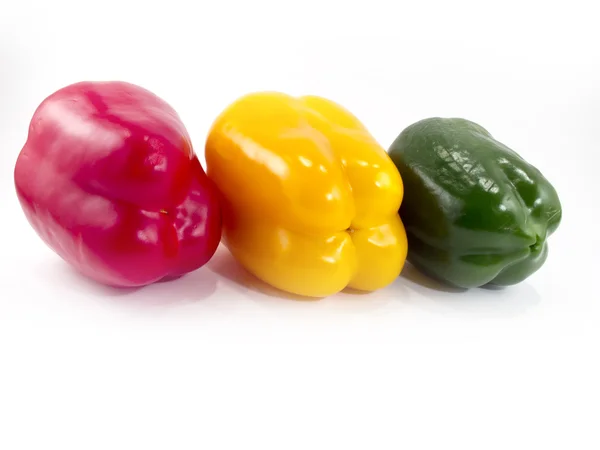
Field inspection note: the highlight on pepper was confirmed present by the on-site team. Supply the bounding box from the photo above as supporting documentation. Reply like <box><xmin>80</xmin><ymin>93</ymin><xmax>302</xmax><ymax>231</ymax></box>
<box><xmin>14</xmin><ymin>81</ymin><xmax>222</xmax><ymax>288</ymax></box>
<box><xmin>204</xmin><ymin>91</ymin><xmax>408</xmax><ymax>298</ymax></box>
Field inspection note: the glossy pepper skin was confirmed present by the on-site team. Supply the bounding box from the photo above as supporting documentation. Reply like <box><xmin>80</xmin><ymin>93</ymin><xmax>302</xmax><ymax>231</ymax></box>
<box><xmin>14</xmin><ymin>81</ymin><xmax>221</xmax><ymax>287</ymax></box>
<box><xmin>388</xmin><ymin>117</ymin><xmax>562</xmax><ymax>288</ymax></box>
<box><xmin>205</xmin><ymin>92</ymin><xmax>408</xmax><ymax>297</ymax></box>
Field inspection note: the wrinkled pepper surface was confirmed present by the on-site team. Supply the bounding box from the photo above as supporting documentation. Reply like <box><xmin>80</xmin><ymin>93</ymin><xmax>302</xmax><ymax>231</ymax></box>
<box><xmin>205</xmin><ymin>92</ymin><xmax>408</xmax><ymax>297</ymax></box>
<box><xmin>388</xmin><ymin>117</ymin><xmax>562</xmax><ymax>288</ymax></box>
<box><xmin>14</xmin><ymin>81</ymin><xmax>221</xmax><ymax>287</ymax></box>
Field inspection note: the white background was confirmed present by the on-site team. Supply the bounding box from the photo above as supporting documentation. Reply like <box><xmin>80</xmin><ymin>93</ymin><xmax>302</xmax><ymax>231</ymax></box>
<box><xmin>1</xmin><ymin>0</ymin><xmax>598</xmax><ymax>448</ymax></box>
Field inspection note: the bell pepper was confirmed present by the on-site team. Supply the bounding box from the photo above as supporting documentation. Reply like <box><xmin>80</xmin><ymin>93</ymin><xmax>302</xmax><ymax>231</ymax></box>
<box><xmin>14</xmin><ymin>81</ymin><xmax>221</xmax><ymax>288</ymax></box>
<box><xmin>205</xmin><ymin>92</ymin><xmax>408</xmax><ymax>297</ymax></box>
<box><xmin>388</xmin><ymin>117</ymin><xmax>562</xmax><ymax>288</ymax></box>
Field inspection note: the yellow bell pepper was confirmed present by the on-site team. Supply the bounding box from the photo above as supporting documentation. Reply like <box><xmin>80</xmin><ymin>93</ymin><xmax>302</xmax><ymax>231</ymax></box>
<box><xmin>205</xmin><ymin>92</ymin><xmax>408</xmax><ymax>297</ymax></box>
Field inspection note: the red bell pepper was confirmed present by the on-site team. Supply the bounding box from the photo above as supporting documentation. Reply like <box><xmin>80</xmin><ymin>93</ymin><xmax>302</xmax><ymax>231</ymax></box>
<box><xmin>14</xmin><ymin>81</ymin><xmax>221</xmax><ymax>287</ymax></box>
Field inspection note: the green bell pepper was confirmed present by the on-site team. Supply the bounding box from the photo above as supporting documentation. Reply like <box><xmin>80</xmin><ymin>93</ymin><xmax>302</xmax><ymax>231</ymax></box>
<box><xmin>388</xmin><ymin>117</ymin><xmax>562</xmax><ymax>288</ymax></box>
